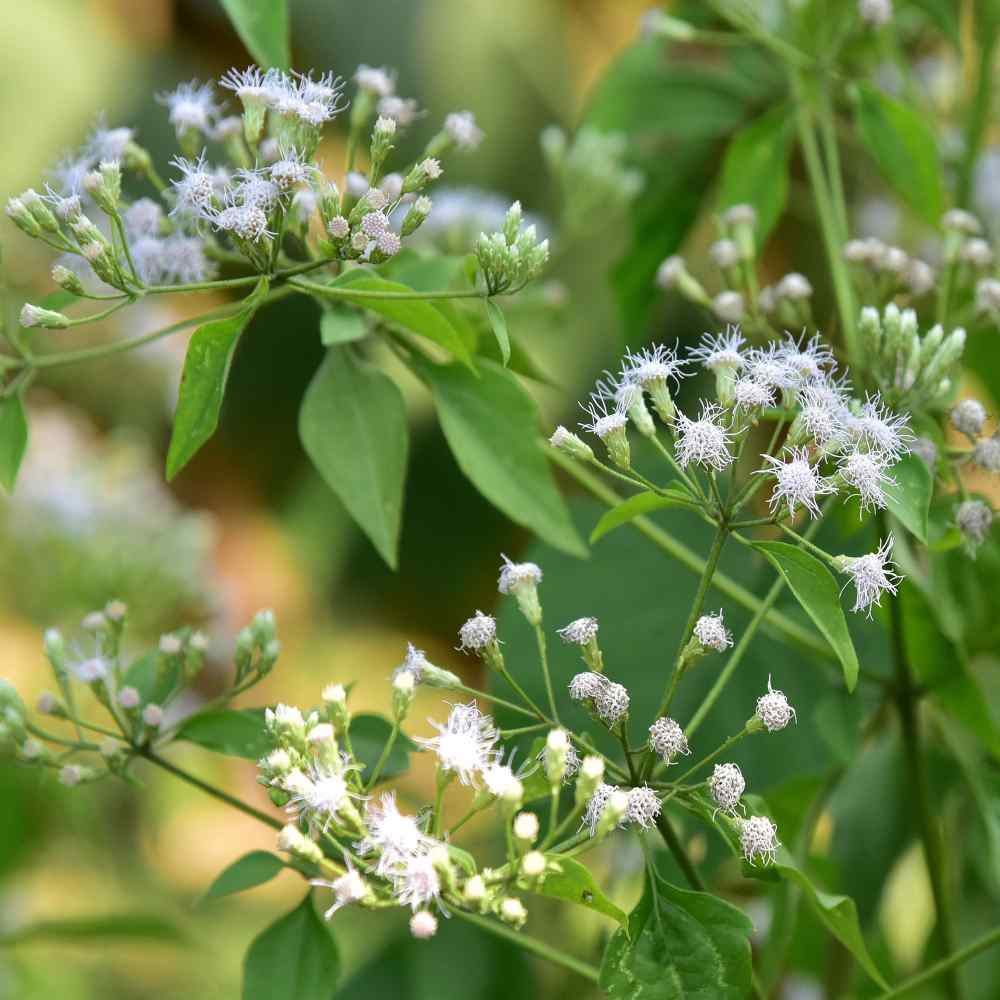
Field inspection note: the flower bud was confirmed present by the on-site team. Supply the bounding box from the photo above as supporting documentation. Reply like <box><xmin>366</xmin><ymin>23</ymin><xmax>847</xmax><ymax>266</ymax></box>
<box><xmin>117</xmin><ymin>686</ymin><xmax>140</xmax><ymax>710</ymax></box>
<box><xmin>20</xmin><ymin>304</ymin><xmax>70</xmax><ymax>329</ymax></box>
<box><xmin>544</xmin><ymin>729</ymin><xmax>569</xmax><ymax>787</ymax></box>
<box><xmin>575</xmin><ymin>755</ymin><xmax>604</xmax><ymax>805</ymax></box>
<box><xmin>409</xmin><ymin>910</ymin><xmax>438</xmax><ymax>939</ymax></box>
<box><xmin>51</xmin><ymin>265</ymin><xmax>85</xmax><ymax>296</ymax></box>
<box><xmin>513</xmin><ymin>811</ymin><xmax>539</xmax><ymax>845</ymax></box>
<box><xmin>497</xmin><ymin>557</ymin><xmax>543</xmax><ymax>626</ymax></box>
<box><xmin>392</xmin><ymin>669</ymin><xmax>416</xmax><ymax>721</ymax></box>
<box><xmin>520</xmin><ymin>851</ymin><xmax>546</xmax><ymax>879</ymax></box>
<box><xmin>548</xmin><ymin>425</ymin><xmax>594</xmax><ymax>462</ymax></box>
<box><xmin>499</xmin><ymin>897</ymin><xmax>527</xmax><ymax>929</ymax></box>
<box><xmin>142</xmin><ymin>704</ymin><xmax>163</xmax><ymax>728</ymax></box>
<box><xmin>464</xmin><ymin>874</ymin><xmax>486</xmax><ymax>904</ymax></box>
<box><xmin>277</xmin><ymin>823</ymin><xmax>324</xmax><ymax>865</ymax></box>
<box><xmin>6</xmin><ymin>197</ymin><xmax>42</xmax><ymax>237</ymax></box>
<box><xmin>401</xmin><ymin>196</ymin><xmax>431</xmax><ymax>237</ymax></box>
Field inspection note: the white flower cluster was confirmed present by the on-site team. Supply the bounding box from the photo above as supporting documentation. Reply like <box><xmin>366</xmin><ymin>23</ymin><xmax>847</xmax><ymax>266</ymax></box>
<box><xmin>568</xmin><ymin>670</ymin><xmax>630</xmax><ymax>725</ymax></box>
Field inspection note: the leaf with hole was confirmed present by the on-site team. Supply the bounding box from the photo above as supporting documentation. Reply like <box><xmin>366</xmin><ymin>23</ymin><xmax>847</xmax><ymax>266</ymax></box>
<box><xmin>536</xmin><ymin>856</ymin><xmax>628</xmax><ymax>929</ymax></box>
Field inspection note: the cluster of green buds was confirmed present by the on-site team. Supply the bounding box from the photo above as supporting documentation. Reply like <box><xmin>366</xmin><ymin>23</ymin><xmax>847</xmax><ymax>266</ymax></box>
<box><xmin>859</xmin><ymin>302</ymin><xmax>966</xmax><ymax>410</ymax></box>
<box><xmin>540</xmin><ymin>125</ymin><xmax>644</xmax><ymax>233</ymax></box>
<box><xmin>234</xmin><ymin>609</ymin><xmax>281</xmax><ymax>684</ymax></box>
<box><xmin>475</xmin><ymin>202</ymin><xmax>550</xmax><ymax>295</ymax></box>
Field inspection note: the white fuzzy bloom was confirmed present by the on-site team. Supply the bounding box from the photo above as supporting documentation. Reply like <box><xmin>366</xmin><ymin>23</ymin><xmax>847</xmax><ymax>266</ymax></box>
<box><xmin>733</xmin><ymin>377</ymin><xmax>776</xmax><ymax>412</ymax></box>
<box><xmin>838</xmin><ymin>447</ymin><xmax>896</xmax><ymax>512</ymax></box>
<box><xmin>755</xmin><ymin>676</ymin><xmax>796</xmax><ymax>732</ymax></box>
<box><xmin>595</xmin><ymin>681</ymin><xmax>630</xmax><ymax>725</ymax></box>
<box><xmin>693</xmin><ymin>611</ymin><xmax>732</xmax><ymax>652</ymax></box>
<box><xmin>158</xmin><ymin>79</ymin><xmax>220</xmax><ymax>134</ymax></box>
<box><xmin>416</xmin><ymin>702</ymin><xmax>499</xmax><ymax>785</ymax></box>
<box><xmin>557</xmin><ymin>617</ymin><xmax>599</xmax><ymax>646</ymax></box>
<box><xmin>123</xmin><ymin>198</ymin><xmax>164</xmax><ymax>239</ymax></box>
<box><xmin>759</xmin><ymin>447</ymin><xmax>836</xmax><ymax>518</ymax></box>
<box><xmin>741</xmin><ymin>815</ymin><xmax>780</xmax><ymax>865</ymax></box>
<box><xmin>974</xmin><ymin>435</ymin><xmax>1000</xmax><ymax>473</ymax></box>
<box><xmin>419</xmin><ymin>157</ymin><xmax>443</xmax><ymax>180</ymax></box>
<box><xmin>283</xmin><ymin>760</ymin><xmax>357</xmax><ymax>832</ymax></box>
<box><xmin>906</xmin><ymin>258</ymin><xmax>935</xmax><ymax>296</ymax></box>
<box><xmin>957</xmin><ymin>499</ymin><xmax>993</xmax><ymax>547</ymax></box>
<box><xmin>837</xmin><ymin>538</ymin><xmax>901</xmax><ymax>617</ymax></box>
<box><xmin>375</xmin><ymin>230</ymin><xmax>401</xmax><ymax>258</ymax></box>
<box><xmin>270</xmin><ymin>150</ymin><xmax>314</xmax><ymax>191</ymax></box>
<box><xmin>410</xmin><ymin>910</ymin><xmax>438</xmax><ymax>939</ymax></box>
<box><xmin>850</xmin><ymin>394</ymin><xmax>912</xmax><ymax>460</ymax></box>
<box><xmin>497</xmin><ymin>556</ymin><xmax>542</xmax><ymax>595</ymax></box>
<box><xmin>378</xmin><ymin>96</ymin><xmax>420</xmax><ymax>126</ymax></box>
<box><xmin>797</xmin><ymin>383</ymin><xmax>852</xmax><ymax>449</ymax></box>
<box><xmin>521</xmin><ymin>850</ymin><xmax>546</xmax><ymax>878</ymax></box>
<box><xmin>976</xmin><ymin>278</ymin><xmax>1000</xmax><ymax>314</ymax></box>
<box><xmin>361</xmin><ymin>210</ymin><xmax>389</xmax><ymax>238</ymax></box>
<box><xmin>142</xmin><ymin>704</ymin><xmax>163</xmax><ymax>727</ymax></box>
<box><xmin>778</xmin><ymin>333</ymin><xmax>833</xmax><ymax>381</ymax></box>
<box><xmin>393</xmin><ymin>851</ymin><xmax>442</xmax><ymax>911</ymax></box>
<box><xmin>457</xmin><ymin>611</ymin><xmax>497</xmax><ymax>652</ymax></box>
<box><xmin>513</xmin><ymin>811</ymin><xmax>539</xmax><ymax>842</ymax></box>
<box><xmin>626</xmin><ymin>786</ymin><xmax>662</xmax><ymax>828</ymax></box>
<box><xmin>74</xmin><ymin>657</ymin><xmax>108</xmax><ymax>683</ymax></box>
<box><xmin>776</xmin><ymin>272</ymin><xmax>813</xmax><ymax>301</ymax></box>
<box><xmin>168</xmin><ymin>154</ymin><xmax>219</xmax><ymax>216</ymax></box>
<box><xmin>689</xmin><ymin>327</ymin><xmax>746</xmax><ymax>372</ymax></box>
<box><xmin>444</xmin><ymin>111</ymin><xmax>484</xmax><ymax>150</ymax></box>
<box><xmin>482</xmin><ymin>762</ymin><xmax>520</xmax><ymax>799</ymax></box>
<box><xmin>712</xmin><ymin>290</ymin><xmax>745</xmax><ymax>323</ymax></box>
<box><xmin>648</xmin><ymin>717</ymin><xmax>690</xmax><ymax>761</ymax></box>
<box><xmin>212</xmin><ymin>202</ymin><xmax>272</xmax><ymax>242</ymax></box>
<box><xmin>942</xmin><ymin>208</ymin><xmax>982</xmax><ymax>234</ymax></box>
<box><xmin>327</xmin><ymin>215</ymin><xmax>350</xmax><ymax>239</ymax></box>
<box><xmin>312</xmin><ymin>864</ymin><xmax>369</xmax><ymax>919</ymax></box>
<box><xmin>583</xmin><ymin>783</ymin><xmax>616</xmax><ymax>836</ymax></box>
<box><xmin>624</xmin><ymin>342</ymin><xmax>688</xmax><ymax>388</ymax></box>
<box><xmin>569</xmin><ymin>671</ymin><xmax>606</xmax><ymax>702</ymax></box>
<box><xmin>951</xmin><ymin>399</ymin><xmax>988</xmax><ymax>437</ymax></box>
<box><xmin>500</xmin><ymin>898</ymin><xmax>527</xmax><ymax>926</ymax></box>
<box><xmin>709</xmin><ymin>763</ymin><xmax>745</xmax><ymax>816</ymax></box>
<box><xmin>746</xmin><ymin>345</ymin><xmax>801</xmax><ymax>393</ymax></box>
<box><xmin>710</xmin><ymin>238</ymin><xmax>740</xmax><ymax>269</ymax></box>
<box><xmin>675</xmin><ymin>402</ymin><xmax>734</xmax><ymax>470</ymax></box>
<box><xmin>117</xmin><ymin>686</ymin><xmax>140</xmax><ymax>710</ymax></box>
<box><xmin>579</xmin><ymin>395</ymin><xmax>629</xmax><ymax>440</ymax></box>
<box><xmin>355</xmin><ymin>64</ymin><xmax>395</xmax><ymax>98</ymax></box>
<box><xmin>357</xmin><ymin>793</ymin><xmax>427</xmax><ymax>875</ymax></box>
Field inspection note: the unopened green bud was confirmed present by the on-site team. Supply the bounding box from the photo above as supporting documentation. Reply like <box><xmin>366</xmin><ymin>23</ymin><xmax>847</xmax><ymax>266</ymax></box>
<box><xmin>574</xmin><ymin>755</ymin><xmax>604</xmax><ymax>806</ymax></box>
<box><xmin>51</xmin><ymin>265</ymin><xmax>85</xmax><ymax>296</ymax></box>
<box><xmin>22</xmin><ymin>189</ymin><xmax>60</xmax><ymax>234</ymax></box>
<box><xmin>548</xmin><ymin>426</ymin><xmax>594</xmax><ymax>462</ymax></box>
<box><xmin>392</xmin><ymin>670</ymin><xmax>416</xmax><ymax>721</ymax></box>
<box><xmin>401</xmin><ymin>196</ymin><xmax>431</xmax><ymax>237</ymax></box>
<box><xmin>20</xmin><ymin>304</ymin><xmax>70</xmax><ymax>329</ymax></box>
<box><xmin>277</xmin><ymin>823</ymin><xmax>324</xmax><ymax>865</ymax></box>
<box><xmin>5</xmin><ymin>197</ymin><xmax>41</xmax><ymax>237</ymax></box>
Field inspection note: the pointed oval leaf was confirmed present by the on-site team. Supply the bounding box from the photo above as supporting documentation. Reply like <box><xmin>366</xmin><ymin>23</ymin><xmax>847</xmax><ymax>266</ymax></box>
<box><xmin>299</xmin><ymin>346</ymin><xmax>409</xmax><ymax>568</ymax></box>
<box><xmin>242</xmin><ymin>895</ymin><xmax>340</xmax><ymax>1000</ymax></box>
<box><xmin>175</xmin><ymin>708</ymin><xmax>269</xmax><ymax>760</ymax></box>
<box><xmin>590</xmin><ymin>486</ymin><xmax>693</xmax><ymax>544</ymax></box>
<box><xmin>0</xmin><ymin>394</ymin><xmax>28</xmax><ymax>492</ymax></box>
<box><xmin>886</xmin><ymin>452</ymin><xmax>932</xmax><ymax>543</ymax></box>
<box><xmin>167</xmin><ymin>278</ymin><xmax>269</xmax><ymax>481</ymax></box>
<box><xmin>205</xmin><ymin>851</ymin><xmax>285</xmax><ymax>900</ymax></box>
<box><xmin>752</xmin><ymin>540</ymin><xmax>859</xmax><ymax>691</ymax></box>
<box><xmin>319</xmin><ymin>307</ymin><xmax>367</xmax><ymax>345</ymax></box>
<box><xmin>852</xmin><ymin>82</ymin><xmax>945</xmax><ymax>226</ymax></box>
<box><xmin>484</xmin><ymin>299</ymin><xmax>510</xmax><ymax>365</ymax></box>
<box><xmin>409</xmin><ymin>356</ymin><xmax>585</xmax><ymax>557</ymax></box>
<box><xmin>536</xmin><ymin>856</ymin><xmax>628</xmax><ymax>928</ymax></box>
<box><xmin>219</xmin><ymin>0</ymin><xmax>289</xmax><ymax>69</ymax></box>
<box><xmin>600</xmin><ymin>872</ymin><xmax>752</xmax><ymax>999</ymax></box>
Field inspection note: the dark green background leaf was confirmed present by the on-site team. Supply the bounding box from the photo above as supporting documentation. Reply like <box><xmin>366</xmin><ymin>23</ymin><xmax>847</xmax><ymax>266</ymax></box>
<box><xmin>205</xmin><ymin>851</ymin><xmax>285</xmax><ymax>900</ymax></box>
<box><xmin>320</xmin><ymin>308</ymin><xmax>367</xmax><ymax>346</ymax></box>
<box><xmin>0</xmin><ymin>394</ymin><xmax>28</xmax><ymax>492</ymax></box>
<box><xmin>175</xmin><ymin>708</ymin><xmax>269</xmax><ymax>760</ymax></box>
<box><xmin>219</xmin><ymin>0</ymin><xmax>290</xmax><ymax>69</ymax></box>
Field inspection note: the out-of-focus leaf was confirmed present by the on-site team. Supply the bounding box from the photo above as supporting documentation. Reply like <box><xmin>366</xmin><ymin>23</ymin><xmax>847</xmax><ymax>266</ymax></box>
<box><xmin>590</xmin><ymin>487</ymin><xmax>692</xmax><ymax>544</ymax></box>
<box><xmin>0</xmin><ymin>394</ymin><xmax>28</xmax><ymax>491</ymax></box>
<box><xmin>1</xmin><ymin>913</ymin><xmax>184</xmax><ymax>946</ymax></box>
<box><xmin>599</xmin><ymin>872</ymin><xmax>752</xmax><ymax>998</ymax></box>
<box><xmin>320</xmin><ymin>308</ymin><xmax>367</xmax><ymax>345</ymax></box>
<box><xmin>851</xmin><ymin>82</ymin><xmax>945</xmax><ymax>226</ymax></box>
<box><xmin>349</xmin><ymin>713</ymin><xmax>415</xmax><ymax>784</ymax></box>
<box><xmin>219</xmin><ymin>0</ymin><xmax>289</xmax><ymax>69</ymax></box>
<box><xmin>484</xmin><ymin>300</ymin><xmax>510</xmax><ymax>365</ymax></box>
<box><xmin>205</xmin><ymin>851</ymin><xmax>285</xmax><ymax>900</ymax></box>
<box><xmin>122</xmin><ymin>651</ymin><xmax>178</xmax><ymax>705</ymax></box>
<box><xmin>752</xmin><ymin>541</ymin><xmax>859</xmax><ymax>691</ymax></box>
<box><xmin>243</xmin><ymin>895</ymin><xmax>340</xmax><ymax>999</ymax></box>
<box><xmin>901</xmin><ymin>583</ymin><xmax>1000</xmax><ymax>759</ymax></box>
<box><xmin>299</xmin><ymin>347</ymin><xmax>409</xmax><ymax>568</ymax></box>
<box><xmin>175</xmin><ymin>708</ymin><xmax>269</xmax><ymax>760</ymax></box>
<box><xmin>167</xmin><ymin>278</ymin><xmax>269</xmax><ymax>480</ymax></box>
<box><xmin>536</xmin><ymin>856</ymin><xmax>628</xmax><ymax>928</ymax></box>
<box><xmin>886</xmin><ymin>452</ymin><xmax>932</xmax><ymax>542</ymax></box>
<box><xmin>716</xmin><ymin>103</ymin><xmax>794</xmax><ymax>242</ymax></box>
<box><xmin>410</xmin><ymin>356</ymin><xmax>585</xmax><ymax>557</ymax></box>
<box><xmin>910</xmin><ymin>0</ymin><xmax>961</xmax><ymax>45</ymax></box>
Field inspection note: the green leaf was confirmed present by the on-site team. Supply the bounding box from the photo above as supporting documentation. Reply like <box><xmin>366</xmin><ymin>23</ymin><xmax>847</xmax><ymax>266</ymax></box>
<box><xmin>167</xmin><ymin>278</ymin><xmax>269</xmax><ymax>480</ymax></box>
<box><xmin>205</xmin><ymin>851</ymin><xmax>285</xmax><ymax>900</ymax></box>
<box><xmin>886</xmin><ymin>452</ymin><xmax>933</xmax><ymax>543</ymax></box>
<box><xmin>535</xmin><ymin>856</ymin><xmax>628</xmax><ymax>928</ymax></box>
<box><xmin>1</xmin><ymin>913</ymin><xmax>184</xmax><ymax>946</ymax></box>
<box><xmin>589</xmin><ymin>487</ymin><xmax>692</xmax><ymax>544</ymax></box>
<box><xmin>599</xmin><ymin>872</ymin><xmax>752</xmax><ymax>998</ymax></box>
<box><xmin>319</xmin><ymin>308</ymin><xmax>367</xmax><ymax>345</ymax></box>
<box><xmin>0</xmin><ymin>394</ymin><xmax>28</xmax><ymax>492</ymax></box>
<box><xmin>752</xmin><ymin>541</ymin><xmax>859</xmax><ymax>691</ymax></box>
<box><xmin>219</xmin><ymin>0</ymin><xmax>289</xmax><ymax>69</ymax></box>
<box><xmin>484</xmin><ymin>300</ymin><xmax>510</xmax><ymax>365</ymax></box>
<box><xmin>326</xmin><ymin>273</ymin><xmax>474</xmax><ymax>369</ymax></box>
<box><xmin>122</xmin><ymin>651</ymin><xmax>178</xmax><ymax>706</ymax></box>
<box><xmin>349</xmin><ymin>713</ymin><xmax>415</xmax><ymax>784</ymax></box>
<box><xmin>242</xmin><ymin>895</ymin><xmax>340</xmax><ymax>1000</ymax></box>
<box><xmin>716</xmin><ymin>103</ymin><xmax>794</xmax><ymax>243</ymax></box>
<box><xmin>852</xmin><ymin>82</ymin><xmax>945</xmax><ymax>226</ymax></box>
<box><xmin>411</xmin><ymin>356</ymin><xmax>585</xmax><ymax>557</ymax></box>
<box><xmin>299</xmin><ymin>346</ymin><xmax>409</xmax><ymax>569</ymax></box>
<box><xmin>773</xmin><ymin>851</ymin><xmax>889</xmax><ymax>990</ymax></box>
<box><xmin>175</xmin><ymin>708</ymin><xmax>269</xmax><ymax>760</ymax></box>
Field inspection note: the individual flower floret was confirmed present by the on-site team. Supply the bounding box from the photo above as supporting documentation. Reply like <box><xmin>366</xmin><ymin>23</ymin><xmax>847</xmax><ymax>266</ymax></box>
<box><xmin>956</xmin><ymin>499</ymin><xmax>993</xmax><ymax>553</ymax></box>
<box><xmin>558</xmin><ymin>617</ymin><xmax>599</xmax><ymax>646</ymax></box>
<box><xmin>497</xmin><ymin>554</ymin><xmax>543</xmax><ymax>625</ymax></box>
<box><xmin>951</xmin><ymin>399</ymin><xmax>988</xmax><ymax>438</ymax></box>
<box><xmin>849</xmin><ymin>393</ymin><xmax>912</xmax><ymax>460</ymax></box>
<box><xmin>416</xmin><ymin>701</ymin><xmax>499</xmax><ymax>786</ymax></box>
<box><xmin>310</xmin><ymin>858</ymin><xmax>370</xmax><ymax>919</ymax></box>
<box><xmin>690</xmin><ymin>327</ymin><xmax>746</xmax><ymax>373</ymax></box>
<box><xmin>708</xmin><ymin>762</ymin><xmax>745</xmax><ymax>816</ymax></box>
<box><xmin>579</xmin><ymin>395</ymin><xmax>630</xmax><ymax>468</ymax></box>
<box><xmin>457</xmin><ymin>611</ymin><xmax>497</xmax><ymax>653</ymax></box>
<box><xmin>732</xmin><ymin>377</ymin><xmax>776</xmax><ymax>413</ymax></box>
<box><xmin>792</xmin><ymin>382</ymin><xmax>851</xmax><ymax>450</ymax></box>
<box><xmin>741</xmin><ymin>815</ymin><xmax>780</xmax><ymax>865</ymax></box>
<box><xmin>569</xmin><ymin>671</ymin><xmax>606</xmax><ymax>702</ymax></box>
<box><xmin>754</xmin><ymin>676</ymin><xmax>796</xmax><ymax>732</ymax></box>
<box><xmin>693</xmin><ymin>611</ymin><xmax>732</xmax><ymax>652</ymax></box>
<box><xmin>210</xmin><ymin>201</ymin><xmax>272</xmax><ymax>242</ymax></box>
<box><xmin>836</xmin><ymin>447</ymin><xmax>896</xmax><ymax>513</ymax></box>
<box><xmin>356</xmin><ymin>792</ymin><xmax>428</xmax><ymax>875</ymax></box>
<box><xmin>281</xmin><ymin>759</ymin><xmax>359</xmax><ymax>833</ymax></box>
<box><xmin>834</xmin><ymin>538</ymin><xmax>901</xmax><ymax>617</ymax></box>
<box><xmin>157</xmin><ymin>80</ymin><xmax>220</xmax><ymax>139</ymax></box>
<box><xmin>626</xmin><ymin>786</ymin><xmax>662</xmax><ymax>828</ymax></box>
<box><xmin>355</xmin><ymin>64</ymin><xmax>395</xmax><ymax>98</ymax></box>
<box><xmin>169</xmin><ymin>153</ymin><xmax>218</xmax><ymax>217</ymax></box>
<box><xmin>270</xmin><ymin>148</ymin><xmax>314</xmax><ymax>191</ymax></box>
<box><xmin>648</xmin><ymin>717</ymin><xmax>690</xmax><ymax>762</ymax></box>
<box><xmin>595</xmin><ymin>680</ymin><xmax>630</xmax><ymax>725</ymax></box>
<box><xmin>482</xmin><ymin>761</ymin><xmax>522</xmax><ymax>800</ymax></box>
<box><xmin>778</xmin><ymin>333</ymin><xmax>833</xmax><ymax>381</ymax></box>
<box><xmin>973</xmin><ymin>434</ymin><xmax>1000</xmax><ymax>473</ymax></box>
<box><xmin>538</xmin><ymin>738</ymin><xmax>580</xmax><ymax>783</ymax></box>
<box><xmin>444</xmin><ymin>111</ymin><xmax>484</xmax><ymax>150</ymax></box>
<box><xmin>745</xmin><ymin>344</ymin><xmax>800</xmax><ymax>395</ymax></box>
<box><xmin>394</xmin><ymin>851</ymin><xmax>442</xmax><ymax>911</ymax></box>
<box><xmin>622</xmin><ymin>342</ymin><xmax>687</xmax><ymax>422</ymax></box>
<box><xmin>758</xmin><ymin>447</ymin><xmax>836</xmax><ymax>518</ymax></box>
<box><xmin>674</xmin><ymin>402</ymin><xmax>734</xmax><ymax>471</ymax></box>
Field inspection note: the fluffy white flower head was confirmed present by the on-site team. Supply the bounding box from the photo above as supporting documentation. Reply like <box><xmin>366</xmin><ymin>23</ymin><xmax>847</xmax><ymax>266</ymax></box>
<box><xmin>558</xmin><ymin>617</ymin><xmax>599</xmax><ymax>646</ymax></box>
<box><xmin>675</xmin><ymin>402</ymin><xmax>734</xmax><ymax>470</ymax></box>
<box><xmin>741</xmin><ymin>815</ymin><xmax>780</xmax><ymax>865</ymax></box>
<box><xmin>709</xmin><ymin>762</ymin><xmax>745</xmax><ymax>816</ymax></box>
<box><xmin>416</xmin><ymin>701</ymin><xmax>499</xmax><ymax>785</ymax></box>
<box><xmin>595</xmin><ymin>681</ymin><xmax>630</xmax><ymax>725</ymax></box>
<box><xmin>838</xmin><ymin>538</ymin><xmax>901</xmax><ymax>617</ymax></box>
<box><xmin>689</xmin><ymin>327</ymin><xmax>746</xmax><ymax>372</ymax></box>
<box><xmin>357</xmin><ymin>793</ymin><xmax>427</xmax><ymax>875</ymax></box>
<box><xmin>626</xmin><ymin>786</ymin><xmax>661</xmax><ymax>828</ymax></box>
<box><xmin>648</xmin><ymin>717</ymin><xmax>690</xmax><ymax>761</ymax></box>
<box><xmin>759</xmin><ymin>447</ymin><xmax>836</xmax><ymax>518</ymax></box>
<box><xmin>458</xmin><ymin>611</ymin><xmax>497</xmax><ymax>652</ymax></box>
<box><xmin>693</xmin><ymin>611</ymin><xmax>732</xmax><ymax>652</ymax></box>
<box><xmin>838</xmin><ymin>447</ymin><xmax>896</xmax><ymax>512</ymax></box>
<box><xmin>497</xmin><ymin>555</ymin><xmax>542</xmax><ymax>595</ymax></box>
<box><xmin>569</xmin><ymin>671</ymin><xmax>606</xmax><ymax>702</ymax></box>
<box><xmin>755</xmin><ymin>675</ymin><xmax>796</xmax><ymax>732</ymax></box>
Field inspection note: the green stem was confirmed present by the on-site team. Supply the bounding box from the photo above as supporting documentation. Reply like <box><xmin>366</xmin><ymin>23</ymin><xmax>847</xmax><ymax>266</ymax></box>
<box><xmin>549</xmin><ymin>448</ymin><xmax>835</xmax><ymax>661</ymax></box>
<box><xmin>662</xmin><ymin>728</ymin><xmax>749</xmax><ymax>786</ymax></box>
<box><xmin>65</xmin><ymin>298</ymin><xmax>134</xmax><ymax>328</ymax></box>
<box><xmin>450</xmin><ymin>681</ymin><xmax>537</xmax><ymax>719</ymax></box>
<box><xmin>654</xmin><ymin>811</ymin><xmax>704</xmax><ymax>890</ymax></box>
<box><xmin>139</xmin><ymin>748</ymin><xmax>280</xmax><ymax>829</ymax></box>
<box><xmin>533</xmin><ymin>623</ymin><xmax>560</xmax><ymax>724</ymax></box>
<box><xmin>366</xmin><ymin>722</ymin><xmax>399</xmax><ymax>791</ymax></box>
<box><xmin>877</xmin><ymin>926</ymin><xmax>1000</xmax><ymax>999</ymax></box>
<box><xmin>451</xmin><ymin>910</ymin><xmax>600</xmax><ymax>983</ymax></box>
<box><xmin>885</xmin><ymin>558</ymin><xmax>963</xmax><ymax>1000</ymax></box>
<box><xmin>291</xmin><ymin>276</ymin><xmax>489</xmax><ymax>301</ymax></box>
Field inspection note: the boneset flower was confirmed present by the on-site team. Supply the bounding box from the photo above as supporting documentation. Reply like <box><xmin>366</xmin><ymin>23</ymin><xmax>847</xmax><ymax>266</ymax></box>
<box><xmin>754</xmin><ymin>676</ymin><xmax>796</xmax><ymax>732</ymax></box>
<box><xmin>741</xmin><ymin>815</ymin><xmax>780</xmax><ymax>865</ymax></box>
<box><xmin>759</xmin><ymin>447</ymin><xmax>836</xmax><ymax>518</ymax></box>
<box><xmin>675</xmin><ymin>402</ymin><xmax>734</xmax><ymax>470</ymax></box>
<box><xmin>648</xmin><ymin>717</ymin><xmax>690</xmax><ymax>762</ymax></box>
<box><xmin>708</xmin><ymin>762</ymin><xmax>745</xmax><ymax>816</ymax></box>
<box><xmin>417</xmin><ymin>702</ymin><xmax>499</xmax><ymax>786</ymax></box>
<box><xmin>357</xmin><ymin>793</ymin><xmax>428</xmax><ymax>875</ymax></box>
<box><xmin>498</xmin><ymin>555</ymin><xmax>543</xmax><ymax>625</ymax></box>
<box><xmin>595</xmin><ymin>681</ymin><xmax>630</xmax><ymax>725</ymax></box>
<box><xmin>837</xmin><ymin>447</ymin><xmax>896</xmax><ymax>513</ymax></box>
<box><xmin>834</xmin><ymin>538</ymin><xmax>901</xmax><ymax>617</ymax></box>
<box><xmin>626</xmin><ymin>786</ymin><xmax>662</xmax><ymax>828</ymax></box>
